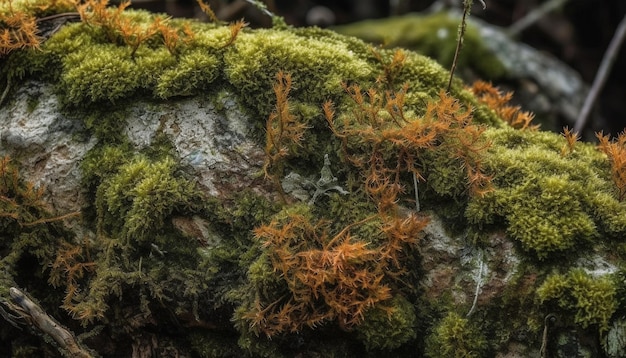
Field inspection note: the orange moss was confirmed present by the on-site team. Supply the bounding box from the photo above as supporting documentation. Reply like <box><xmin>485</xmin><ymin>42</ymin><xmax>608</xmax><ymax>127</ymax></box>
<box><xmin>597</xmin><ymin>131</ymin><xmax>626</xmax><ymax>201</ymax></box>
<box><xmin>263</xmin><ymin>71</ymin><xmax>307</xmax><ymax>202</ymax></box>
<box><xmin>249</xmin><ymin>208</ymin><xmax>427</xmax><ymax>337</ymax></box>
<box><xmin>221</xmin><ymin>19</ymin><xmax>247</xmax><ymax>48</ymax></box>
<box><xmin>0</xmin><ymin>1</ymin><xmax>40</xmax><ymax>57</ymax></box>
<box><xmin>49</xmin><ymin>241</ymin><xmax>96</xmax><ymax>308</ymax></box>
<box><xmin>471</xmin><ymin>80</ymin><xmax>538</xmax><ymax>131</ymax></box>
<box><xmin>560</xmin><ymin>126</ymin><xmax>579</xmax><ymax>156</ymax></box>
<box><xmin>326</xmin><ymin>84</ymin><xmax>492</xmax><ymax>203</ymax></box>
<box><xmin>195</xmin><ymin>0</ymin><xmax>219</xmax><ymax>23</ymax></box>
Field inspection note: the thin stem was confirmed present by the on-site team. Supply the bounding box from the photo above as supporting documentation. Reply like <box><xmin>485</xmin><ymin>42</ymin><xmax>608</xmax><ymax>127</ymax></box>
<box><xmin>0</xmin><ymin>76</ymin><xmax>11</xmax><ymax>107</ymax></box>
<box><xmin>413</xmin><ymin>172</ymin><xmax>420</xmax><ymax>212</ymax></box>
<box><xmin>507</xmin><ymin>0</ymin><xmax>570</xmax><ymax>37</ymax></box>
<box><xmin>466</xmin><ymin>249</ymin><xmax>483</xmax><ymax>317</ymax></box>
<box><xmin>574</xmin><ymin>12</ymin><xmax>626</xmax><ymax>133</ymax></box>
<box><xmin>447</xmin><ymin>0</ymin><xmax>472</xmax><ymax>92</ymax></box>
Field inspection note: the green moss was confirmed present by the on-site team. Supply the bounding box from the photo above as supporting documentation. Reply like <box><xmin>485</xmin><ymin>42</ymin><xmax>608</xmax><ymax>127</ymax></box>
<box><xmin>465</xmin><ymin>127</ymin><xmax>626</xmax><ymax>260</ymax></box>
<box><xmin>425</xmin><ymin>311</ymin><xmax>487</xmax><ymax>358</ymax></box>
<box><xmin>356</xmin><ymin>295</ymin><xmax>417</xmax><ymax>351</ymax></box>
<box><xmin>333</xmin><ymin>12</ymin><xmax>506</xmax><ymax>81</ymax></box>
<box><xmin>223</xmin><ymin>27</ymin><xmax>374</xmax><ymax>117</ymax></box>
<box><xmin>537</xmin><ymin>269</ymin><xmax>617</xmax><ymax>332</ymax></box>
<box><xmin>95</xmin><ymin>154</ymin><xmax>202</xmax><ymax>243</ymax></box>
<box><xmin>155</xmin><ymin>48</ymin><xmax>220</xmax><ymax>98</ymax></box>
<box><xmin>189</xmin><ymin>331</ymin><xmax>244</xmax><ymax>358</ymax></box>
<box><xmin>0</xmin><ymin>0</ymin><xmax>75</xmax><ymax>18</ymax></box>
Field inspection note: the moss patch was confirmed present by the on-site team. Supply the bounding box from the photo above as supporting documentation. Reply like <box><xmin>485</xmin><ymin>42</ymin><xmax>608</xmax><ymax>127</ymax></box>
<box><xmin>333</xmin><ymin>12</ymin><xmax>506</xmax><ymax>81</ymax></box>
<box><xmin>466</xmin><ymin>127</ymin><xmax>626</xmax><ymax>260</ymax></box>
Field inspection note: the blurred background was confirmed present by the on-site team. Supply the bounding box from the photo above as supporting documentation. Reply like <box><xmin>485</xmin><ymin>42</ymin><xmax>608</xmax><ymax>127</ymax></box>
<box><xmin>128</xmin><ymin>0</ymin><xmax>626</xmax><ymax>137</ymax></box>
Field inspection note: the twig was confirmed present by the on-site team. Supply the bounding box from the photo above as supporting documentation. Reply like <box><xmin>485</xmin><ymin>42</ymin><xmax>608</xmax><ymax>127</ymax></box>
<box><xmin>0</xmin><ymin>76</ymin><xmax>11</xmax><ymax>107</ymax></box>
<box><xmin>244</xmin><ymin>0</ymin><xmax>275</xmax><ymax>18</ymax></box>
<box><xmin>447</xmin><ymin>0</ymin><xmax>485</xmax><ymax>92</ymax></box>
<box><xmin>5</xmin><ymin>287</ymin><xmax>94</xmax><ymax>358</ymax></box>
<box><xmin>507</xmin><ymin>0</ymin><xmax>570</xmax><ymax>37</ymax></box>
<box><xmin>539</xmin><ymin>314</ymin><xmax>557</xmax><ymax>358</ymax></box>
<box><xmin>466</xmin><ymin>249</ymin><xmax>483</xmax><ymax>317</ymax></box>
<box><xmin>413</xmin><ymin>172</ymin><xmax>420</xmax><ymax>212</ymax></box>
<box><xmin>574</xmin><ymin>12</ymin><xmax>626</xmax><ymax>133</ymax></box>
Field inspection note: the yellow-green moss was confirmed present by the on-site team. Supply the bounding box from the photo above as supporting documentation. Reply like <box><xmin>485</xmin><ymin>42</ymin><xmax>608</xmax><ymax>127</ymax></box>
<box><xmin>465</xmin><ymin>127</ymin><xmax>626</xmax><ymax>260</ymax></box>
<box><xmin>2</xmin><ymin>7</ymin><xmax>505</xmax><ymax>133</ymax></box>
<box><xmin>425</xmin><ymin>311</ymin><xmax>488</xmax><ymax>358</ymax></box>
<box><xmin>538</xmin><ymin>269</ymin><xmax>617</xmax><ymax>332</ymax></box>
<box><xmin>0</xmin><ymin>0</ymin><xmax>75</xmax><ymax>18</ymax></box>
<box><xmin>356</xmin><ymin>295</ymin><xmax>417</xmax><ymax>351</ymax></box>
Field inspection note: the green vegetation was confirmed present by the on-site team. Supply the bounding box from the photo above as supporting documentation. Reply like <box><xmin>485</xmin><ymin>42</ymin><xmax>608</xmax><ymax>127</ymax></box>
<box><xmin>466</xmin><ymin>127</ymin><xmax>626</xmax><ymax>260</ymax></box>
<box><xmin>538</xmin><ymin>269</ymin><xmax>617</xmax><ymax>332</ymax></box>
<box><xmin>2</xmin><ymin>2</ymin><xmax>626</xmax><ymax>357</ymax></box>
<box><xmin>425</xmin><ymin>311</ymin><xmax>487</xmax><ymax>358</ymax></box>
<box><xmin>333</xmin><ymin>12</ymin><xmax>506</xmax><ymax>81</ymax></box>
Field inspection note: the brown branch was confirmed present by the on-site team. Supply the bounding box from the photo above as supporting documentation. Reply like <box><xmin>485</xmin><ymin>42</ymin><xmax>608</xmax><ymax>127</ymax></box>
<box><xmin>574</xmin><ymin>12</ymin><xmax>626</xmax><ymax>133</ymax></box>
<box><xmin>5</xmin><ymin>287</ymin><xmax>95</xmax><ymax>358</ymax></box>
<box><xmin>507</xmin><ymin>0</ymin><xmax>570</xmax><ymax>37</ymax></box>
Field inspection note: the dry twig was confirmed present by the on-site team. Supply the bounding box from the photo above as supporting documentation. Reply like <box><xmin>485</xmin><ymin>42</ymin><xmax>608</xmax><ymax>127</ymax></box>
<box><xmin>574</xmin><ymin>13</ymin><xmax>626</xmax><ymax>133</ymax></box>
<box><xmin>2</xmin><ymin>287</ymin><xmax>94</xmax><ymax>358</ymax></box>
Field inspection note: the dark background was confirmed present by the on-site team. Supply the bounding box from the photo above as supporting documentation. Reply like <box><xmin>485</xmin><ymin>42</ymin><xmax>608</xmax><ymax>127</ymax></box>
<box><xmin>132</xmin><ymin>0</ymin><xmax>626</xmax><ymax>136</ymax></box>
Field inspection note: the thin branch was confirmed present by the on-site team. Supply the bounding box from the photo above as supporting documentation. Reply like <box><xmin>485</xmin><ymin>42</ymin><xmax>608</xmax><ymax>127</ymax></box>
<box><xmin>4</xmin><ymin>287</ymin><xmax>95</xmax><ymax>358</ymax></box>
<box><xmin>0</xmin><ymin>76</ymin><xmax>10</xmax><ymax>107</ymax></box>
<box><xmin>447</xmin><ymin>1</ymin><xmax>469</xmax><ymax>92</ymax></box>
<box><xmin>447</xmin><ymin>0</ymin><xmax>485</xmax><ymax>92</ymax></box>
<box><xmin>574</xmin><ymin>12</ymin><xmax>626</xmax><ymax>133</ymax></box>
<box><xmin>413</xmin><ymin>172</ymin><xmax>420</xmax><ymax>212</ymax></box>
<box><xmin>507</xmin><ymin>0</ymin><xmax>570</xmax><ymax>37</ymax></box>
<box><xmin>466</xmin><ymin>249</ymin><xmax>483</xmax><ymax>317</ymax></box>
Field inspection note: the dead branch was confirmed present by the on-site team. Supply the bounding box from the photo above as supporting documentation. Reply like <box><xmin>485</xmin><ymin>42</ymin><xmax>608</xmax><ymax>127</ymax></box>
<box><xmin>574</xmin><ymin>12</ymin><xmax>626</xmax><ymax>133</ymax></box>
<box><xmin>507</xmin><ymin>0</ymin><xmax>571</xmax><ymax>37</ymax></box>
<box><xmin>4</xmin><ymin>287</ymin><xmax>94</xmax><ymax>358</ymax></box>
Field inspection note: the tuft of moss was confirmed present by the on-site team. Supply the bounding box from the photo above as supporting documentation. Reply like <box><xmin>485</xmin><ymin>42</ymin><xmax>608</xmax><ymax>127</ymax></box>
<box><xmin>223</xmin><ymin>27</ymin><xmax>374</xmax><ymax>118</ymax></box>
<box><xmin>356</xmin><ymin>295</ymin><xmax>417</xmax><ymax>351</ymax></box>
<box><xmin>94</xmin><ymin>154</ymin><xmax>202</xmax><ymax>243</ymax></box>
<box><xmin>465</xmin><ymin>127</ymin><xmax>626</xmax><ymax>260</ymax></box>
<box><xmin>537</xmin><ymin>269</ymin><xmax>617</xmax><ymax>332</ymax></box>
<box><xmin>425</xmin><ymin>311</ymin><xmax>487</xmax><ymax>358</ymax></box>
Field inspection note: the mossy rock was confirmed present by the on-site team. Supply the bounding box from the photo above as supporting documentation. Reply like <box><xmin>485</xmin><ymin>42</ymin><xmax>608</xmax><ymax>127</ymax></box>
<box><xmin>1</xmin><ymin>6</ymin><xmax>626</xmax><ymax>358</ymax></box>
<box><xmin>333</xmin><ymin>11</ymin><xmax>506</xmax><ymax>81</ymax></box>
